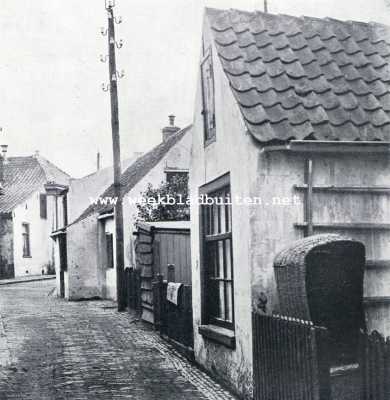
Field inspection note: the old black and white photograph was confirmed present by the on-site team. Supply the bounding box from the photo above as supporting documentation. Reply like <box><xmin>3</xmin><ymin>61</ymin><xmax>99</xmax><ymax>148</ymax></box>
<box><xmin>1</xmin><ymin>0</ymin><xmax>390</xmax><ymax>399</ymax></box>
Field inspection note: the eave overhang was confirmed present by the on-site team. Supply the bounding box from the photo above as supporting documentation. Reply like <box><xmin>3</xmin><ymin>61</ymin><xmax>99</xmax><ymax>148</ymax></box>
<box><xmin>45</xmin><ymin>182</ymin><xmax>69</xmax><ymax>196</ymax></box>
<box><xmin>262</xmin><ymin>141</ymin><xmax>390</xmax><ymax>154</ymax></box>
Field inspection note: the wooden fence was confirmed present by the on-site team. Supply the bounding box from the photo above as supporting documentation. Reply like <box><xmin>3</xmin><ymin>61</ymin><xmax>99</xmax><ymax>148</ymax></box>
<box><xmin>134</xmin><ymin>222</ymin><xmax>191</xmax><ymax>324</ymax></box>
<box><xmin>253</xmin><ymin>312</ymin><xmax>390</xmax><ymax>400</ymax></box>
<box><xmin>126</xmin><ymin>267</ymin><xmax>141</xmax><ymax>312</ymax></box>
<box><xmin>153</xmin><ymin>272</ymin><xmax>194</xmax><ymax>352</ymax></box>
<box><xmin>359</xmin><ymin>331</ymin><xmax>390</xmax><ymax>400</ymax></box>
<box><xmin>153</xmin><ymin>228</ymin><xmax>191</xmax><ymax>284</ymax></box>
<box><xmin>252</xmin><ymin>312</ymin><xmax>331</xmax><ymax>400</ymax></box>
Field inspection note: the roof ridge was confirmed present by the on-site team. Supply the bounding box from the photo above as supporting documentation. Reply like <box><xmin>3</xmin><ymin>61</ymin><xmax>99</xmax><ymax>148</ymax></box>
<box><xmin>76</xmin><ymin>155</ymin><xmax>136</xmax><ymax>181</ymax></box>
<box><xmin>7</xmin><ymin>155</ymin><xmax>35</xmax><ymax>161</ymax></box>
<box><xmin>36</xmin><ymin>155</ymin><xmax>71</xmax><ymax>179</ymax></box>
<box><xmin>206</xmin><ymin>7</ymin><xmax>390</xmax><ymax>29</ymax></box>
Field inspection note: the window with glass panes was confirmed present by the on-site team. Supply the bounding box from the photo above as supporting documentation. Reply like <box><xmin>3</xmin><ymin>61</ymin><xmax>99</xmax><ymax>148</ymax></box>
<box><xmin>106</xmin><ymin>233</ymin><xmax>114</xmax><ymax>269</ymax></box>
<box><xmin>202</xmin><ymin>183</ymin><xmax>234</xmax><ymax>329</ymax></box>
<box><xmin>22</xmin><ymin>223</ymin><xmax>31</xmax><ymax>258</ymax></box>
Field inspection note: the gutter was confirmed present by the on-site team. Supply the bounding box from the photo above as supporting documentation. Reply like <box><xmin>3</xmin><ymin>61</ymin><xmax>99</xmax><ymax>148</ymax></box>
<box><xmin>262</xmin><ymin>140</ymin><xmax>390</xmax><ymax>154</ymax></box>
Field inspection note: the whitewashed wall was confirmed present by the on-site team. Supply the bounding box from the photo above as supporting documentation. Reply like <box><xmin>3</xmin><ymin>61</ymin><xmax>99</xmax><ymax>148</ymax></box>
<box><xmin>189</xmin><ymin>16</ymin><xmax>257</xmax><ymax>399</ymax></box>
<box><xmin>12</xmin><ymin>188</ymin><xmax>55</xmax><ymax>277</ymax></box>
<box><xmin>65</xmin><ymin>129</ymin><xmax>191</xmax><ymax>301</ymax></box>
<box><xmin>66</xmin><ymin>213</ymin><xmax>102</xmax><ymax>300</ymax></box>
<box><xmin>102</xmin><ymin>130</ymin><xmax>192</xmax><ymax>301</ymax></box>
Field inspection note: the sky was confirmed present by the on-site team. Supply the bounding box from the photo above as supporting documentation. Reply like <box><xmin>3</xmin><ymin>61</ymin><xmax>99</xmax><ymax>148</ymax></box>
<box><xmin>0</xmin><ymin>0</ymin><xmax>389</xmax><ymax>178</ymax></box>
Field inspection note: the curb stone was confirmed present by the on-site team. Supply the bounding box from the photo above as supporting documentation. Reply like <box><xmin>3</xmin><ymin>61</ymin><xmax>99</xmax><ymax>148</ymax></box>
<box><xmin>0</xmin><ymin>275</ymin><xmax>55</xmax><ymax>286</ymax></box>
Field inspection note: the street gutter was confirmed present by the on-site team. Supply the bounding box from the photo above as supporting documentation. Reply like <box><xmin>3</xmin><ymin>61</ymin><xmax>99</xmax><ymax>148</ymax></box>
<box><xmin>0</xmin><ymin>275</ymin><xmax>56</xmax><ymax>286</ymax></box>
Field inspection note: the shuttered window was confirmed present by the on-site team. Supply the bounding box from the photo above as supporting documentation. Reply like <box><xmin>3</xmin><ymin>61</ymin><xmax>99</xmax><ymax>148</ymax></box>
<box><xmin>106</xmin><ymin>233</ymin><xmax>114</xmax><ymax>269</ymax></box>
<box><xmin>201</xmin><ymin>175</ymin><xmax>234</xmax><ymax>330</ymax></box>
<box><xmin>40</xmin><ymin>194</ymin><xmax>47</xmax><ymax>219</ymax></box>
<box><xmin>201</xmin><ymin>46</ymin><xmax>216</xmax><ymax>145</ymax></box>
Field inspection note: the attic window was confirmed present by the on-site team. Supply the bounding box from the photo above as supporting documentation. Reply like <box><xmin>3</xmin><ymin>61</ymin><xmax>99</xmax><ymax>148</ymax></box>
<box><xmin>201</xmin><ymin>47</ymin><xmax>216</xmax><ymax>145</ymax></box>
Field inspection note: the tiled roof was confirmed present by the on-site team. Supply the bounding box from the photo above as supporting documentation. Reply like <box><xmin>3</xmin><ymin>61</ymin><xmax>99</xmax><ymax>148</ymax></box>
<box><xmin>0</xmin><ymin>156</ymin><xmax>71</xmax><ymax>214</ymax></box>
<box><xmin>72</xmin><ymin>125</ymin><xmax>192</xmax><ymax>225</ymax></box>
<box><xmin>206</xmin><ymin>8</ymin><xmax>390</xmax><ymax>142</ymax></box>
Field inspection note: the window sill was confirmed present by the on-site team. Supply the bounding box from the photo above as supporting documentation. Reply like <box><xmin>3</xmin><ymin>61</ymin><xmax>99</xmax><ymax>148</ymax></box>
<box><xmin>198</xmin><ymin>324</ymin><xmax>236</xmax><ymax>349</ymax></box>
<box><xmin>23</xmin><ymin>255</ymin><xmax>32</xmax><ymax>259</ymax></box>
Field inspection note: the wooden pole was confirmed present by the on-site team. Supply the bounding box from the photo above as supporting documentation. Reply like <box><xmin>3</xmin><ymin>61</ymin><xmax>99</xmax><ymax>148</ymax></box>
<box><xmin>97</xmin><ymin>151</ymin><xmax>101</xmax><ymax>171</ymax></box>
<box><xmin>107</xmin><ymin>4</ymin><xmax>126</xmax><ymax>311</ymax></box>
<box><xmin>264</xmin><ymin>0</ymin><xmax>268</xmax><ymax>13</ymax></box>
<box><xmin>0</xmin><ymin>133</ymin><xmax>5</xmax><ymax>192</ymax></box>
<box><xmin>0</xmin><ymin>155</ymin><xmax>3</xmax><ymax>190</ymax></box>
<box><xmin>305</xmin><ymin>158</ymin><xmax>314</xmax><ymax>237</ymax></box>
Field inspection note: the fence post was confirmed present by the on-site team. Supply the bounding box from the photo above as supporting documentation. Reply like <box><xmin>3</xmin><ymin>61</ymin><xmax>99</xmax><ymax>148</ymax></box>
<box><xmin>125</xmin><ymin>267</ymin><xmax>131</xmax><ymax>310</ymax></box>
<box><xmin>152</xmin><ymin>273</ymin><xmax>164</xmax><ymax>331</ymax></box>
<box><xmin>136</xmin><ymin>269</ymin><xmax>141</xmax><ymax>314</ymax></box>
<box><xmin>385</xmin><ymin>337</ymin><xmax>390</xmax><ymax>399</ymax></box>
<box><xmin>167</xmin><ymin>264</ymin><xmax>175</xmax><ymax>283</ymax></box>
<box><xmin>314</xmin><ymin>326</ymin><xmax>331</xmax><ymax>400</ymax></box>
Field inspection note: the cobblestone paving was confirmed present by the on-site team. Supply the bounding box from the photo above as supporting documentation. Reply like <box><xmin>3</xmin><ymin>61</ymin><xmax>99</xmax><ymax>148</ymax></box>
<box><xmin>0</xmin><ymin>280</ymin><xmax>237</xmax><ymax>400</ymax></box>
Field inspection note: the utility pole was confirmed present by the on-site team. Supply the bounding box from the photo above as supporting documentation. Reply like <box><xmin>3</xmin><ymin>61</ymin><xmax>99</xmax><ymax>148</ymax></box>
<box><xmin>0</xmin><ymin>128</ymin><xmax>7</xmax><ymax>196</ymax></box>
<box><xmin>102</xmin><ymin>0</ymin><xmax>126</xmax><ymax>311</ymax></box>
<box><xmin>264</xmin><ymin>0</ymin><xmax>268</xmax><ymax>13</ymax></box>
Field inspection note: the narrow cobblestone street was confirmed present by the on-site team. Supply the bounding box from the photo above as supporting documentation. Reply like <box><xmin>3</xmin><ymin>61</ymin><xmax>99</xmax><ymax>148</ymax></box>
<box><xmin>0</xmin><ymin>280</ymin><xmax>236</xmax><ymax>400</ymax></box>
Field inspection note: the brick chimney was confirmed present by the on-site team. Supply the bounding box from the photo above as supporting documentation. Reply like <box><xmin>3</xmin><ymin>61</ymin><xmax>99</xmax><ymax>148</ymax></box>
<box><xmin>162</xmin><ymin>115</ymin><xmax>180</xmax><ymax>142</ymax></box>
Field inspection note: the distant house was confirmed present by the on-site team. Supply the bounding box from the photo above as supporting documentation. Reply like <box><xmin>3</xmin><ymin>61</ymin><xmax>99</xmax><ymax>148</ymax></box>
<box><xmin>49</xmin><ymin>154</ymin><xmax>140</xmax><ymax>297</ymax></box>
<box><xmin>190</xmin><ymin>8</ymin><xmax>390</xmax><ymax>398</ymax></box>
<box><xmin>55</xmin><ymin>118</ymin><xmax>191</xmax><ymax>300</ymax></box>
<box><xmin>0</xmin><ymin>153</ymin><xmax>70</xmax><ymax>279</ymax></box>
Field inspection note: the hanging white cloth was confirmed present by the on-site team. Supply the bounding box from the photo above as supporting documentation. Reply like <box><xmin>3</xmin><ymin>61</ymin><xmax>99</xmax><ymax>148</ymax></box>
<box><xmin>166</xmin><ymin>282</ymin><xmax>183</xmax><ymax>305</ymax></box>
